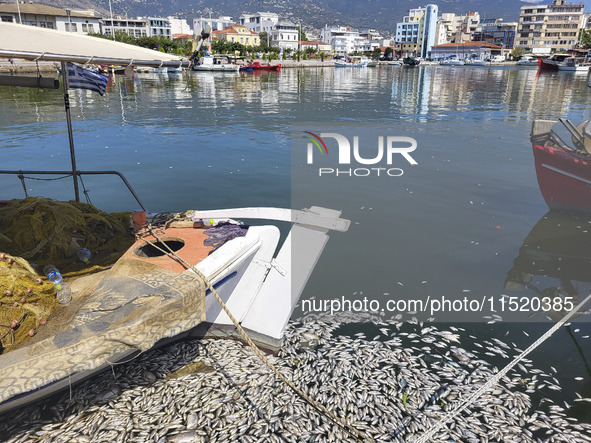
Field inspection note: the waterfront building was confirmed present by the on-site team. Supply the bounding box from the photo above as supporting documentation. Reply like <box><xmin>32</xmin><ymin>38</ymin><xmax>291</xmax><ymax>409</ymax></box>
<box><xmin>359</xmin><ymin>29</ymin><xmax>383</xmax><ymax>51</ymax></box>
<box><xmin>239</xmin><ymin>12</ymin><xmax>278</xmax><ymax>34</ymax></box>
<box><xmin>395</xmin><ymin>4</ymin><xmax>438</xmax><ymax>59</ymax></box>
<box><xmin>320</xmin><ymin>26</ymin><xmax>371</xmax><ymax>56</ymax></box>
<box><xmin>102</xmin><ymin>18</ymin><xmax>148</xmax><ymax>38</ymax></box>
<box><xmin>439</xmin><ymin>11</ymin><xmax>480</xmax><ymax>44</ymax></box>
<box><xmin>143</xmin><ymin>17</ymin><xmax>172</xmax><ymax>37</ymax></box>
<box><xmin>0</xmin><ymin>3</ymin><xmax>101</xmax><ymax>34</ymax></box>
<box><xmin>473</xmin><ymin>19</ymin><xmax>517</xmax><ymax>54</ymax></box>
<box><xmin>168</xmin><ymin>17</ymin><xmax>192</xmax><ymax>36</ymax></box>
<box><xmin>517</xmin><ymin>0</ymin><xmax>584</xmax><ymax>54</ymax></box>
<box><xmin>193</xmin><ymin>16</ymin><xmax>235</xmax><ymax>36</ymax></box>
<box><xmin>212</xmin><ymin>24</ymin><xmax>259</xmax><ymax>46</ymax></box>
<box><xmin>430</xmin><ymin>41</ymin><xmax>501</xmax><ymax>61</ymax></box>
<box><xmin>271</xmin><ymin>20</ymin><xmax>299</xmax><ymax>50</ymax></box>
<box><xmin>435</xmin><ymin>18</ymin><xmax>450</xmax><ymax>45</ymax></box>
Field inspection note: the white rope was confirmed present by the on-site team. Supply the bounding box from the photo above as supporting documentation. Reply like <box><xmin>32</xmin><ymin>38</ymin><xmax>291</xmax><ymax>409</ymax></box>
<box><xmin>413</xmin><ymin>293</ymin><xmax>591</xmax><ymax>443</ymax></box>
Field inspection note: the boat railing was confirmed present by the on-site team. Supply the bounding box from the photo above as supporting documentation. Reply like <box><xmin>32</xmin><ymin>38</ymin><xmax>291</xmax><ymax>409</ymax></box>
<box><xmin>0</xmin><ymin>169</ymin><xmax>146</xmax><ymax>211</ymax></box>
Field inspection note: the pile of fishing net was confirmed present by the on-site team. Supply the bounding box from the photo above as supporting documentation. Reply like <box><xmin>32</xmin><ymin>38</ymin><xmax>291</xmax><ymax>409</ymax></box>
<box><xmin>0</xmin><ymin>198</ymin><xmax>135</xmax><ymax>351</ymax></box>
<box><xmin>0</xmin><ymin>254</ymin><xmax>56</xmax><ymax>353</ymax></box>
<box><xmin>0</xmin><ymin>197</ymin><xmax>134</xmax><ymax>273</ymax></box>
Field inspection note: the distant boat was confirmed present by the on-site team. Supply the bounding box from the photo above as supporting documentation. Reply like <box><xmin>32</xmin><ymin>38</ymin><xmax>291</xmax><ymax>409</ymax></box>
<box><xmin>388</xmin><ymin>60</ymin><xmax>402</xmax><ymax>66</ymax></box>
<box><xmin>192</xmin><ymin>55</ymin><xmax>240</xmax><ymax>72</ymax></box>
<box><xmin>440</xmin><ymin>58</ymin><xmax>464</xmax><ymax>66</ymax></box>
<box><xmin>248</xmin><ymin>61</ymin><xmax>281</xmax><ymax>71</ymax></box>
<box><xmin>334</xmin><ymin>56</ymin><xmax>368</xmax><ymax>67</ymax></box>
<box><xmin>557</xmin><ymin>57</ymin><xmax>591</xmax><ymax>72</ymax></box>
<box><xmin>468</xmin><ymin>60</ymin><xmax>487</xmax><ymax>66</ymax></box>
<box><xmin>403</xmin><ymin>57</ymin><xmax>420</xmax><ymax>66</ymax></box>
<box><xmin>516</xmin><ymin>56</ymin><xmax>538</xmax><ymax>66</ymax></box>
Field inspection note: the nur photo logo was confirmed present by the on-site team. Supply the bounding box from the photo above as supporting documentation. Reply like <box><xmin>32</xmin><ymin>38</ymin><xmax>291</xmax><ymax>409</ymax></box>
<box><xmin>302</xmin><ymin>131</ymin><xmax>418</xmax><ymax>177</ymax></box>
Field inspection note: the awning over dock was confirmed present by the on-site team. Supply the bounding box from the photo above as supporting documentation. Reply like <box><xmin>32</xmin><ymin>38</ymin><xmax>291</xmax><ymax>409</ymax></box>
<box><xmin>0</xmin><ymin>22</ymin><xmax>189</xmax><ymax>66</ymax></box>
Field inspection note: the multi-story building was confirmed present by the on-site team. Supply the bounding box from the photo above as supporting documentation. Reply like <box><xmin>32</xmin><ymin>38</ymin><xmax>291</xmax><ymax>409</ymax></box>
<box><xmin>168</xmin><ymin>17</ymin><xmax>191</xmax><ymax>36</ymax></box>
<box><xmin>144</xmin><ymin>17</ymin><xmax>171</xmax><ymax>37</ymax></box>
<box><xmin>395</xmin><ymin>4</ymin><xmax>438</xmax><ymax>59</ymax></box>
<box><xmin>271</xmin><ymin>20</ymin><xmax>299</xmax><ymax>50</ymax></box>
<box><xmin>517</xmin><ymin>0</ymin><xmax>584</xmax><ymax>54</ymax></box>
<box><xmin>212</xmin><ymin>24</ymin><xmax>259</xmax><ymax>46</ymax></box>
<box><xmin>473</xmin><ymin>19</ymin><xmax>517</xmax><ymax>53</ymax></box>
<box><xmin>239</xmin><ymin>12</ymin><xmax>278</xmax><ymax>34</ymax></box>
<box><xmin>102</xmin><ymin>18</ymin><xmax>148</xmax><ymax>38</ymax></box>
<box><xmin>0</xmin><ymin>3</ymin><xmax>101</xmax><ymax>34</ymax></box>
<box><xmin>359</xmin><ymin>29</ymin><xmax>382</xmax><ymax>51</ymax></box>
<box><xmin>321</xmin><ymin>26</ymin><xmax>364</xmax><ymax>55</ymax></box>
<box><xmin>193</xmin><ymin>16</ymin><xmax>235</xmax><ymax>36</ymax></box>
<box><xmin>438</xmin><ymin>11</ymin><xmax>480</xmax><ymax>44</ymax></box>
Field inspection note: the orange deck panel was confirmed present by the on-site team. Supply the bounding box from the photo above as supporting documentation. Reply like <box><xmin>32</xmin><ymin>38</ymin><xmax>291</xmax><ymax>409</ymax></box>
<box><xmin>123</xmin><ymin>227</ymin><xmax>214</xmax><ymax>274</ymax></box>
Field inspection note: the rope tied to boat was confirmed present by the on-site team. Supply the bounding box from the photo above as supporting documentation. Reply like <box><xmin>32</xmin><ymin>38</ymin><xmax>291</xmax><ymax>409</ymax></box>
<box><xmin>142</xmin><ymin>224</ymin><xmax>375</xmax><ymax>443</ymax></box>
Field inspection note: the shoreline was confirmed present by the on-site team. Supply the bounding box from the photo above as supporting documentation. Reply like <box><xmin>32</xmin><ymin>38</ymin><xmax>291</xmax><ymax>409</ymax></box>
<box><xmin>0</xmin><ymin>58</ymin><xmax>520</xmax><ymax>74</ymax></box>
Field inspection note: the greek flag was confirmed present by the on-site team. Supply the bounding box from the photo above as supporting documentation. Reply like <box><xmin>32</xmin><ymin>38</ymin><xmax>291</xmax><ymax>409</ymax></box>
<box><xmin>66</xmin><ymin>63</ymin><xmax>108</xmax><ymax>95</ymax></box>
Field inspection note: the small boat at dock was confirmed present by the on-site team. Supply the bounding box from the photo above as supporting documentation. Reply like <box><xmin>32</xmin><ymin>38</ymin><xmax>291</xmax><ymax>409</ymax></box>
<box><xmin>192</xmin><ymin>55</ymin><xmax>239</xmax><ymax>72</ymax></box>
<box><xmin>557</xmin><ymin>56</ymin><xmax>591</xmax><ymax>72</ymax></box>
<box><xmin>516</xmin><ymin>56</ymin><xmax>538</xmax><ymax>66</ymax></box>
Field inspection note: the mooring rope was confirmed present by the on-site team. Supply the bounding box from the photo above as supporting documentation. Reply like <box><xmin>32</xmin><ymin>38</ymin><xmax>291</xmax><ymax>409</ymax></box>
<box><xmin>143</xmin><ymin>224</ymin><xmax>374</xmax><ymax>443</ymax></box>
<box><xmin>413</xmin><ymin>293</ymin><xmax>591</xmax><ymax>443</ymax></box>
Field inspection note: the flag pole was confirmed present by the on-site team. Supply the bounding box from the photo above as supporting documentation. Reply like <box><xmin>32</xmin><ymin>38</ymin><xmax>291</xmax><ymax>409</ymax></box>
<box><xmin>61</xmin><ymin>61</ymin><xmax>80</xmax><ymax>202</ymax></box>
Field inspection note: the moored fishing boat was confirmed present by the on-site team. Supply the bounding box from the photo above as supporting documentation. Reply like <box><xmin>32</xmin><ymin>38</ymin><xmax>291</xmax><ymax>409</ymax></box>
<box><xmin>516</xmin><ymin>55</ymin><xmax>539</xmax><ymax>66</ymax></box>
<box><xmin>0</xmin><ymin>25</ymin><xmax>349</xmax><ymax>414</ymax></box>
<box><xmin>530</xmin><ymin>119</ymin><xmax>591</xmax><ymax>213</ymax></box>
<box><xmin>192</xmin><ymin>55</ymin><xmax>240</xmax><ymax>72</ymax></box>
<box><xmin>245</xmin><ymin>61</ymin><xmax>281</xmax><ymax>71</ymax></box>
<box><xmin>538</xmin><ymin>54</ymin><xmax>570</xmax><ymax>72</ymax></box>
<box><xmin>557</xmin><ymin>56</ymin><xmax>591</xmax><ymax>72</ymax></box>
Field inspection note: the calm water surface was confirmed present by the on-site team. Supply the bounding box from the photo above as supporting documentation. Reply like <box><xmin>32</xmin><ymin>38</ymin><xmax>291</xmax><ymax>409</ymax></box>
<box><xmin>1</xmin><ymin>65</ymin><xmax>591</xmax><ymax>422</ymax></box>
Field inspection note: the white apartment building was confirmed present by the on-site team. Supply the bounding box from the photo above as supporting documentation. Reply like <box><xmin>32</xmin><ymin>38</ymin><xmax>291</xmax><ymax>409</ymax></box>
<box><xmin>193</xmin><ymin>16</ymin><xmax>235</xmax><ymax>35</ymax></box>
<box><xmin>321</xmin><ymin>26</ymin><xmax>373</xmax><ymax>55</ymax></box>
<box><xmin>168</xmin><ymin>17</ymin><xmax>191</xmax><ymax>35</ymax></box>
<box><xmin>239</xmin><ymin>12</ymin><xmax>278</xmax><ymax>34</ymax></box>
<box><xmin>102</xmin><ymin>18</ymin><xmax>148</xmax><ymax>38</ymax></box>
<box><xmin>0</xmin><ymin>3</ymin><xmax>101</xmax><ymax>34</ymax></box>
<box><xmin>271</xmin><ymin>20</ymin><xmax>299</xmax><ymax>50</ymax></box>
<box><xmin>144</xmin><ymin>17</ymin><xmax>171</xmax><ymax>37</ymax></box>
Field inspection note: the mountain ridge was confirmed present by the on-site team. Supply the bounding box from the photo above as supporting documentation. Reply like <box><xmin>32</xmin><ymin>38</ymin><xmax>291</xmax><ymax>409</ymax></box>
<box><xmin>37</xmin><ymin>0</ymin><xmax>527</xmax><ymax>35</ymax></box>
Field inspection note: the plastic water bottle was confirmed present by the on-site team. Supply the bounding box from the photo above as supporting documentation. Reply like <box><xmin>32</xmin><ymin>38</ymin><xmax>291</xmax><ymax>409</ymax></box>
<box><xmin>43</xmin><ymin>265</ymin><xmax>71</xmax><ymax>304</ymax></box>
<box><xmin>77</xmin><ymin>248</ymin><xmax>92</xmax><ymax>263</ymax></box>
<box><xmin>43</xmin><ymin>265</ymin><xmax>63</xmax><ymax>288</ymax></box>
<box><xmin>56</xmin><ymin>282</ymin><xmax>72</xmax><ymax>304</ymax></box>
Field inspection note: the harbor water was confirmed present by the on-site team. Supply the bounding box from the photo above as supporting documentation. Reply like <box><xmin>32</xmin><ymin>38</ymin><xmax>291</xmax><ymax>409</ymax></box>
<box><xmin>1</xmin><ymin>65</ymin><xmax>591</xmax><ymax>441</ymax></box>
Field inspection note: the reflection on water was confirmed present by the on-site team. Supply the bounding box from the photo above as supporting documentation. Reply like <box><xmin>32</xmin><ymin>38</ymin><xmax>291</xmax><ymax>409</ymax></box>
<box><xmin>2</xmin><ymin>66</ymin><xmax>591</xmax><ymax>127</ymax></box>
<box><xmin>505</xmin><ymin>210</ymin><xmax>591</xmax><ymax>322</ymax></box>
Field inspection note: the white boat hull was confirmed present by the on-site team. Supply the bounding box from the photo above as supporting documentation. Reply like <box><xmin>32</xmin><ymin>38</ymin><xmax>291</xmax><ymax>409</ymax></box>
<box><xmin>0</xmin><ymin>206</ymin><xmax>349</xmax><ymax>414</ymax></box>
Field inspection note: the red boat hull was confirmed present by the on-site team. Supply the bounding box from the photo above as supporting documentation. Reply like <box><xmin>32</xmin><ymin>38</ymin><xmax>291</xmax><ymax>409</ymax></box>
<box><xmin>538</xmin><ymin>58</ymin><xmax>559</xmax><ymax>72</ymax></box>
<box><xmin>533</xmin><ymin>144</ymin><xmax>591</xmax><ymax>213</ymax></box>
<box><xmin>249</xmin><ymin>62</ymin><xmax>281</xmax><ymax>71</ymax></box>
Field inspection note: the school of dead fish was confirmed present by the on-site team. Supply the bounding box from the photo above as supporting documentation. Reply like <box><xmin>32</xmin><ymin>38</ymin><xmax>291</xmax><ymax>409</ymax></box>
<box><xmin>0</xmin><ymin>310</ymin><xmax>590</xmax><ymax>443</ymax></box>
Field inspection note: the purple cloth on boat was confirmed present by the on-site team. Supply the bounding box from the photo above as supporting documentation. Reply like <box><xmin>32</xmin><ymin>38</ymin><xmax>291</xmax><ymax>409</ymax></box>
<box><xmin>203</xmin><ymin>223</ymin><xmax>249</xmax><ymax>252</ymax></box>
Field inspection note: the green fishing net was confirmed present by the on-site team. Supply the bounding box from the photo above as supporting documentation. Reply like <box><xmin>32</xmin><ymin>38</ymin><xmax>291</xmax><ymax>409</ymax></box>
<box><xmin>0</xmin><ymin>197</ymin><xmax>134</xmax><ymax>272</ymax></box>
